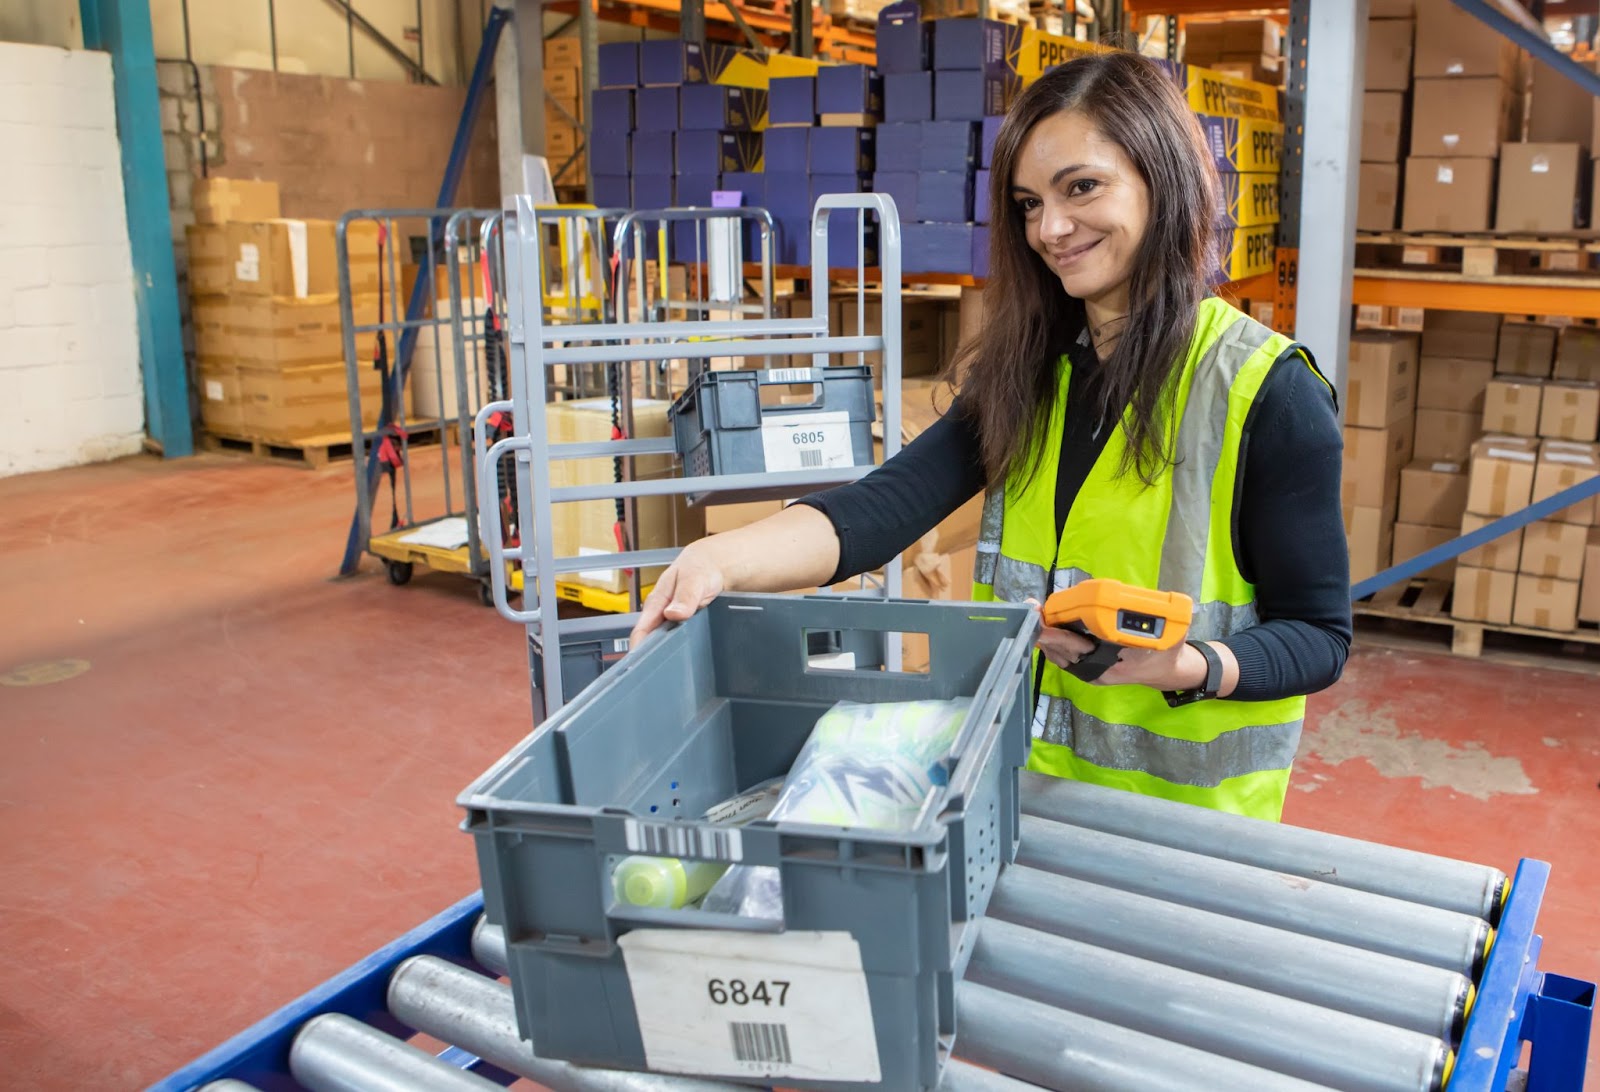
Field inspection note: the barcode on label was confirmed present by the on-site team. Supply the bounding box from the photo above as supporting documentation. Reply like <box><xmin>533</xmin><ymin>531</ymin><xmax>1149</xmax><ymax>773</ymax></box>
<box><xmin>625</xmin><ymin>820</ymin><xmax>743</xmax><ymax>861</ymax></box>
<box><xmin>767</xmin><ymin>368</ymin><xmax>814</xmax><ymax>384</ymax></box>
<box><xmin>729</xmin><ymin>1022</ymin><xmax>792</xmax><ymax>1065</ymax></box>
<box><xmin>798</xmin><ymin>449</ymin><xmax>823</xmax><ymax>468</ymax></box>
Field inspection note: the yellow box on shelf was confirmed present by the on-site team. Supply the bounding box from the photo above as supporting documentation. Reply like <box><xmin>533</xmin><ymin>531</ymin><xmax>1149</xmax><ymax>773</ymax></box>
<box><xmin>766</xmin><ymin>54</ymin><xmax>829</xmax><ymax>79</ymax></box>
<box><xmin>1195</xmin><ymin>115</ymin><xmax>1283</xmax><ymax>174</ymax></box>
<box><xmin>1218</xmin><ymin>172</ymin><xmax>1281</xmax><ymax>228</ymax></box>
<box><xmin>699</xmin><ymin>41</ymin><xmax>771</xmax><ymax>89</ymax></box>
<box><xmin>1164</xmin><ymin>61</ymin><xmax>1281</xmax><ymax>122</ymax></box>
<box><xmin>1216</xmin><ymin>223</ymin><xmax>1276</xmax><ymax>283</ymax></box>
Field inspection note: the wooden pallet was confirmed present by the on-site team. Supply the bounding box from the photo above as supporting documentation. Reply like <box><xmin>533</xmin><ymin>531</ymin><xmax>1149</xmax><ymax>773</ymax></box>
<box><xmin>202</xmin><ymin>422</ymin><xmax>443</xmax><ymax>470</ymax></box>
<box><xmin>1356</xmin><ymin>231</ymin><xmax>1600</xmax><ymax>279</ymax></box>
<box><xmin>1355</xmin><ymin>577</ymin><xmax>1600</xmax><ymax>663</ymax></box>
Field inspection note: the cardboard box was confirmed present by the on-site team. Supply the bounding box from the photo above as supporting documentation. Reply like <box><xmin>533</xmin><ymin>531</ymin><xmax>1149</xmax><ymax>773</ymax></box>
<box><xmin>1365</xmin><ymin>19</ymin><xmax>1414</xmax><ymax>92</ymax></box>
<box><xmin>1417</xmin><ymin>356</ymin><xmax>1494</xmax><ymax>413</ymax></box>
<box><xmin>1399</xmin><ymin>459</ymin><xmax>1469</xmax><ymax>526</ymax></box>
<box><xmin>546</xmin><ymin>397</ymin><xmax>705</xmax><ymax>593</ymax></box>
<box><xmin>1214</xmin><ymin>223</ymin><xmax>1276</xmax><ymax>282</ymax></box>
<box><xmin>705</xmin><ymin>500</ymin><xmax>786</xmax><ymax>534</ymax></box>
<box><xmin>1393</xmin><ymin>522</ymin><xmax>1457</xmax><ymax>581</ymax></box>
<box><xmin>917</xmin><ymin>171</ymin><xmax>974</xmax><ymax>223</ymax></box>
<box><xmin>1346</xmin><ymin>332</ymin><xmax>1419</xmax><ymax>427</ymax></box>
<box><xmin>1467</xmin><ymin>435</ymin><xmax>1540</xmax><ymax>516</ymax></box>
<box><xmin>544</xmin><ymin>37</ymin><xmax>581</xmax><ymax>68</ymax></box>
<box><xmin>919</xmin><ymin>120</ymin><xmax>980</xmax><ymax>171</ymax></box>
<box><xmin>1414</xmin><ymin>408</ymin><xmax>1480</xmax><ymax>463</ymax></box>
<box><xmin>679</xmin><ymin>85</ymin><xmax>752</xmax><ymax>130</ymax></box>
<box><xmin>1402</xmin><ymin>158</ymin><xmax>1494</xmax><ymax>232</ymax></box>
<box><xmin>1422</xmin><ymin>310</ymin><xmax>1501</xmax><ymax>361</ymax></box>
<box><xmin>1460</xmin><ymin>511</ymin><xmax>1524</xmax><ymax>570</ymax></box>
<box><xmin>1533</xmin><ymin>440</ymin><xmax>1600</xmax><ymax>526</ymax></box>
<box><xmin>545</xmin><ymin>66</ymin><xmax>580</xmax><ymax>100</ymax></box>
<box><xmin>770</xmin><ymin>75</ymin><xmax>816</xmax><ymax>126</ymax></box>
<box><xmin>1196</xmin><ymin>115</ymin><xmax>1283</xmax><ymax>174</ymax></box>
<box><xmin>547</xmin><ymin>123</ymin><xmax>580</xmax><ymax>162</ymax></box>
<box><xmin>1483</xmin><ymin>377</ymin><xmax>1546</xmax><ymax>437</ymax></box>
<box><xmin>191</xmin><ymin>293</ymin><xmax>376</xmax><ymax>370</ymax></box>
<box><xmin>1499</xmin><ymin>320</ymin><xmax>1560</xmax><ymax>374</ymax></box>
<box><xmin>237</xmin><ymin>359</ymin><xmax>381</xmax><ymax>441</ymax></box>
<box><xmin>1356</xmin><ymin>305</ymin><xmax>1427</xmax><ymax>333</ymax></box>
<box><xmin>1217</xmin><ymin>172</ymin><xmax>1280</xmax><ymax>227</ymax></box>
<box><xmin>197</xmin><ymin>364</ymin><xmax>244</xmax><ymax>435</ymax></box>
<box><xmin>1520</xmin><ymin>519</ymin><xmax>1589</xmax><ymax>580</ymax></box>
<box><xmin>1411</xmin><ymin>78</ymin><xmax>1512</xmax><ymax>158</ymax></box>
<box><xmin>1540</xmin><ymin>380</ymin><xmax>1600</xmax><ymax>442</ymax></box>
<box><xmin>1343</xmin><ymin>421</ymin><xmax>1414</xmax><ymax>510</ymax></box>
<box><xmin>810</xmin><ymin>126</ymin><xmax>874</xmax><ymax>173</ymax></box>
<box><xmin>1362</xmin><ymin>92</ymin><xmax>1405</xmax><ymax>163</ymax></box>
<box><xmin>1358</xmin><ymin>163</ymin><xmax>1401</xmax><ymax>231</ymax></box>
<box><xmin>934</xmin><ymin>69</ymin><xmax>1014</xmax><ymax>121</ymax></box>
<box><xmin>597</xmin><ymin>42</ymin><xmax>638</xmax><ymax>88</ymax></box>
<box><xmin>1555</xmin><ymin>326</ymin><xmax>1600</xmax><ymax>382</ymax></box>
<box><xmin>816</xmin><ymin>64</ymin><xmax>882</xmax><ymax>115</ymax></box>
<box><xmin>1514</xmin><ymin>574</ymin><xmax>1580</xmax><ymax>631</ymax></box>
<box><xmin>883</xmin><ymin>71</ymin><xmax>931</xmax><ymax>123</ymax></box>
<box><xmin>1528</xmin><ymin>57</ymin><xmax>1595</xmax><ymax>148</ymax></box>
<box><xmin>1453</xmin><ymin>565</ymin><xmax>1515</xmax><ymax>623</ymax></box>
<box><xmin>1580</xmin><ymin>528</ymin><xmax>1600</xmax><ymax>622</ymax></box>
<box><xmin>1371</xmin><ymin>0</ymin><xmax>1414</xmax><ymax>16</ymax></box>
<box><xmin>193</xmin><ymin>178</ymin><xmax>281</xmax><ymax>225</ymax></box>
<box><xmin>1345</xmin><ymin>504</ymin><xmax>1396</xmax><ymax>585</ymax></box>
<box><xmin>590</xmin><ymin>88</ymin><xmax>634</xmax><ymax>132</ymax></box>
<box><xmin>1496</xmin><ymin>143</ymin><xmax>1585</xmax><ymax>233</ymax></box>
<box><xmin>1413</xmin><ymin>0</ymin><xmax>1519</xmax><ymax>79</ymax></box>
<box><xmin>187</xmin><ymin>220</ymin><xmax>338</xmax><ymax>299</ymax></box>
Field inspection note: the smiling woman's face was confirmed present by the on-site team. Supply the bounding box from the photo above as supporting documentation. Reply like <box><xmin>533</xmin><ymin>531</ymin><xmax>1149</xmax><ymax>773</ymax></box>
<box><xmin>1011</xmin><ymin>109</ymin><xmax>1150</xmax><ymax>314</ymax></box>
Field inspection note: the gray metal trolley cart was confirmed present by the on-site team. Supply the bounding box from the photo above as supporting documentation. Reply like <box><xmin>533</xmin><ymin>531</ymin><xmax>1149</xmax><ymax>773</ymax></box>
<box><xmin>476</xmin><ymin>193</ymin><xmax>909</xmax><ymax>716</ymax></box>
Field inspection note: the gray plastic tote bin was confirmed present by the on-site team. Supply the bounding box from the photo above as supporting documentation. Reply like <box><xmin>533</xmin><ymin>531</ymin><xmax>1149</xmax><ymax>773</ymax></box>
<box><xmin>527</xmin><ymin>622</ymin><xmax>633</xmax><ymax>721</ymax></box>
<box><xmin>669</xmin><ymin>365</ymin><xmax>877</xmax><ymax>504</ymax></box>
<box><xmin>459</xmin><ymin>593</ymin><xmax>1039</xmax><ymax>1090</ymax></box>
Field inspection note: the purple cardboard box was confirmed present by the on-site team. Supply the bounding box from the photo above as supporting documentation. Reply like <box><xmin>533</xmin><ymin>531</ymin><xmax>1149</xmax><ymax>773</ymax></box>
<box><xmin>766</xmin><ymin>127</ymin><xmax>810</xmax><ymax>172</ymax></box>
<box><xmin>917</xmin><ymin>171</ymin><xmax>974</xmax><ymax>223</ymax></box>
<box><xmin>817</xmin><ymin>64</ymin><xmax>884</xmax><ymax>116</ymax></box>
<box><xmin>597</xmin><ymin>42</ymin><xmax>638</xmax><ymax>88</ymax></box>
<box><xmin>591</xmin><ymin>88</ymin><xmax>635</xmax><ymax>133</ymax></box>
<box><xmin>769</xmin><ymin>76</ymin><xmax>816</xmax><ymax>126</ymax></box>
<box><xmin>875</xmin><ymin>4</ymin><xmax>930</xmax><ymax>74</ymax></box>
<box><xmin>871</xmin><ymin>171</ymin><xmax>919</xmax><ymax>223</ymax></box>
<box><xmin>919</xmin><ymin>120</ymin><xmax>979</xmax><ymax>171</ymax></box>
<box><xmin>885</xmin><ymin>72</ymin><xmax>934</xmax><ymax>123</ymax></box>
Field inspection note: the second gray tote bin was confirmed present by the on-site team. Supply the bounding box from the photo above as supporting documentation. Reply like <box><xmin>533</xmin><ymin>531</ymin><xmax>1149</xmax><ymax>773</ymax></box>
<box><xmin>459</xmin><ymin>592</ymin><xmax>1039</xmax><ymax>1090</ymax></box>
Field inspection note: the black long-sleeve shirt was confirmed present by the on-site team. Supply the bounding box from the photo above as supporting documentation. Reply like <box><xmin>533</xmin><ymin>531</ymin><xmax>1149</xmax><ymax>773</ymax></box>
<box><xmin>799</xmin><ymin>347</ymin><xmax>1351</xmax><ymax>701</ymax></box>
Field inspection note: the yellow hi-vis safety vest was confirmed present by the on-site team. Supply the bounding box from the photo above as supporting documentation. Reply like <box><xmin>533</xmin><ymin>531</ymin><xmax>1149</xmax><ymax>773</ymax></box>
<box><xmin>972</xmin><ymin>297</ymin><xmax>1324</xmax><ymax>820</ymax></box>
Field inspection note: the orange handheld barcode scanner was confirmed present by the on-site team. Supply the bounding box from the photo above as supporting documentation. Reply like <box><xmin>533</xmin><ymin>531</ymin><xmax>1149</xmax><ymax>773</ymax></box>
<box><xmin>1041</xmin><ymin>579</ymin><xmax>1195</xmax><ymax>682</ymax></box>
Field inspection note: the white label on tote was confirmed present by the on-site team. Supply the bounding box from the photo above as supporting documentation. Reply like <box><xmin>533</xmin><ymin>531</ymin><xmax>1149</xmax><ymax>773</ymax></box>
<box><xmin>622</xmin><ymin>929</ymin><xmax>881</xmax><ymax>1082</ymax></box>
<box><xmin>762</xmin><ymin>410</ymin><xmax>853</xmax><ymax>472</ymax></box>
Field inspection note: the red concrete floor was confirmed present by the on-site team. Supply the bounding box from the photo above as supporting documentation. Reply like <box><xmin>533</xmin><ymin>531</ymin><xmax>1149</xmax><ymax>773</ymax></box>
<box><xmin>1</xmin><ymin>450</ymin><xmax>1597</xmax><ymax>1089</ymax></box>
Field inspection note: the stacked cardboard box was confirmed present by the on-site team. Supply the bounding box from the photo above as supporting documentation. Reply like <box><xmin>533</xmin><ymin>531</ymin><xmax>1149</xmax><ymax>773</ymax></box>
<box><xmin>544</xmin><ymin>37</ymin><xmax>587</xmax><ymax>186</ymax></box>
<box><xmin>1182</xmin><ymin>18</ymin><xmax>1286</xmax><ymax>88</ymax></box>
<box><xmin>185</xmin><ymin>178</ymin><xmax>385</xmax><ymax>442</ymax></box>
<box><xmin>1342</xmin><ymin>332</ymin><xmax>1419</xmax><ymax>582</ymax></box>
<box><xmin>1357</xmin><ymin>3</ymin><xmax>1413</xmax><ymax>232</ymax></box>
<box><xmin>1402</xmin><ymin>0</ymin><xmax>1522</xmax><ymax>232</ymax></box>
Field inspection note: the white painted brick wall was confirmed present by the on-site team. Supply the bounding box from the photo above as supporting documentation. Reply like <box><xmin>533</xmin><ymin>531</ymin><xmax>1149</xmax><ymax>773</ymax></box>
<box><xmin>0</xmin><ymin>42</ymin><xmax>144</xmax><ymax>478</ymax></box>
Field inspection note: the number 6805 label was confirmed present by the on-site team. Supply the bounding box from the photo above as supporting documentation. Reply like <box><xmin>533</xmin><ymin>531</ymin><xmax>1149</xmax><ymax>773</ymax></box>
<box><xmin>761</xmin><ymin>410</ymin><xmax>854</xmax><ymax>474</ymax></box>
<box><xmin>620</xmin><ymin>929</ymin><xmax>880</xmax><ymax>1081</ymax></box>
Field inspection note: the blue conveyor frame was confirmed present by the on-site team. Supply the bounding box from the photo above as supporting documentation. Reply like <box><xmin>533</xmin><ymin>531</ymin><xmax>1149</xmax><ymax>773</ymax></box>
<box><xmin>150</xmin><ymin>860</ymin><xmax>1591</xmax><ymax>1092</ymax></box>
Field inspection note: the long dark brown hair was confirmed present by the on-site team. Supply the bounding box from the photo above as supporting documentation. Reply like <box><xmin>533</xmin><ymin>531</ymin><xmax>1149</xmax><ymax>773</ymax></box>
<box><xmin>953</xmin><ymin>52</ymin><xmax>1219</xmax><ymax>487</ymax></box>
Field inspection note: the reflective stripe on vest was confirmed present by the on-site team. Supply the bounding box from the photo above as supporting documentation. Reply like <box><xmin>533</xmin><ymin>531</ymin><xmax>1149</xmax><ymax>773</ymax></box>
<box><xmin>970</xmin><ymin>298</ymin><xmax>1314</xmax><ymax>820</ymax></box>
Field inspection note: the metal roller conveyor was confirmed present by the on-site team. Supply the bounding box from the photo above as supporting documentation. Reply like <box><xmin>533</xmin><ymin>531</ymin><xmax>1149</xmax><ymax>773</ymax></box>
<box><xmin>288</xmin><ymin>1013</ymin><xmax>506</xmax><ymax>1091</ymax></box>
<box><xmin>986</xmin><ymin>866</ymin><xmax>1473</xmax><ymax>1042</ymax></box>
<box><xmin>1017</xmin><ymin>814</ymin><xmax>1493</xmax><ymax>977</ymax></box>
<box><xmin>969</xmin><ymin>917</ymin><xmax>1450</xmax><ymax>1092</ymax></box>
<box><xmin>1020</xmin><ymin>772</ymin><xmax>1508</xmax><ymax>921</ymax></box>
<box><xmin>954</xmin><ymin>982</ymin><xmax>1331</xmax><ymax>1092</ymax></box>
<box><xmin>387</xmin><ymin>956</ymin><xmax>748</xmax><ymax>1092</ymax></box>
<box><xmin>389</xmin><ymin>956</ymin><xmax>1045</xmax><ymax>1092</ymax></box>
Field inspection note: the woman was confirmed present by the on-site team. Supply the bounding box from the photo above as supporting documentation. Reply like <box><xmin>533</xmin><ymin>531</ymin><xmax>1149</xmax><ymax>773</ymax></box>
<box><xmin>631</xmin><ymin>51</ymin><xmax>1350</xmax><ymax>821</ymax></box>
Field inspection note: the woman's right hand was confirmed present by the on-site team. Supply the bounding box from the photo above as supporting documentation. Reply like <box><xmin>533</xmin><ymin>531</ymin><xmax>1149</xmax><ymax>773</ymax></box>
<box><xmin>629</xmin><ymin>541</ymin><xmax>728</xmax><ymax>645</ymax></box>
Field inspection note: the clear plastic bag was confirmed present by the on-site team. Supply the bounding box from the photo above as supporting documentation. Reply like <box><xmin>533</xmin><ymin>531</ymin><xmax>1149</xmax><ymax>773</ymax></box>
<box><xmin>700</xmin><ymin>698</ymin><xmax>972</xmax><ymax>919</ymax></box>
<box><xmin>611</xmin><ymin>778</ymin><xmax>784</xmax><ymax>909</ymax></box>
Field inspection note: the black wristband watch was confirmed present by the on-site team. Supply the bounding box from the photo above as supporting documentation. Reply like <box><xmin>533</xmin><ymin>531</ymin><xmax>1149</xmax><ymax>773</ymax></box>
<box><xmin>1164</xmin><ymin>640</ymin><xmax>1224</xmax><ymax>708</ymax></box>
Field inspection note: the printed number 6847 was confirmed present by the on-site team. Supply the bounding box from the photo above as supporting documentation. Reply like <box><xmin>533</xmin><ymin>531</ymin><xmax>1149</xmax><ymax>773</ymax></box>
<box><xmin>708</xmin><ymin>978</ymin><xmax>789</xmax><ymax>1006</ymax></box>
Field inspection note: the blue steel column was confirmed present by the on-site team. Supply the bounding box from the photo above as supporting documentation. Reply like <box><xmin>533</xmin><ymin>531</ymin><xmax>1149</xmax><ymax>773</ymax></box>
<box><xmin>80</xmin><ymin>0</ymin><xmax>195</xmax><ymax>458</ymax></box>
